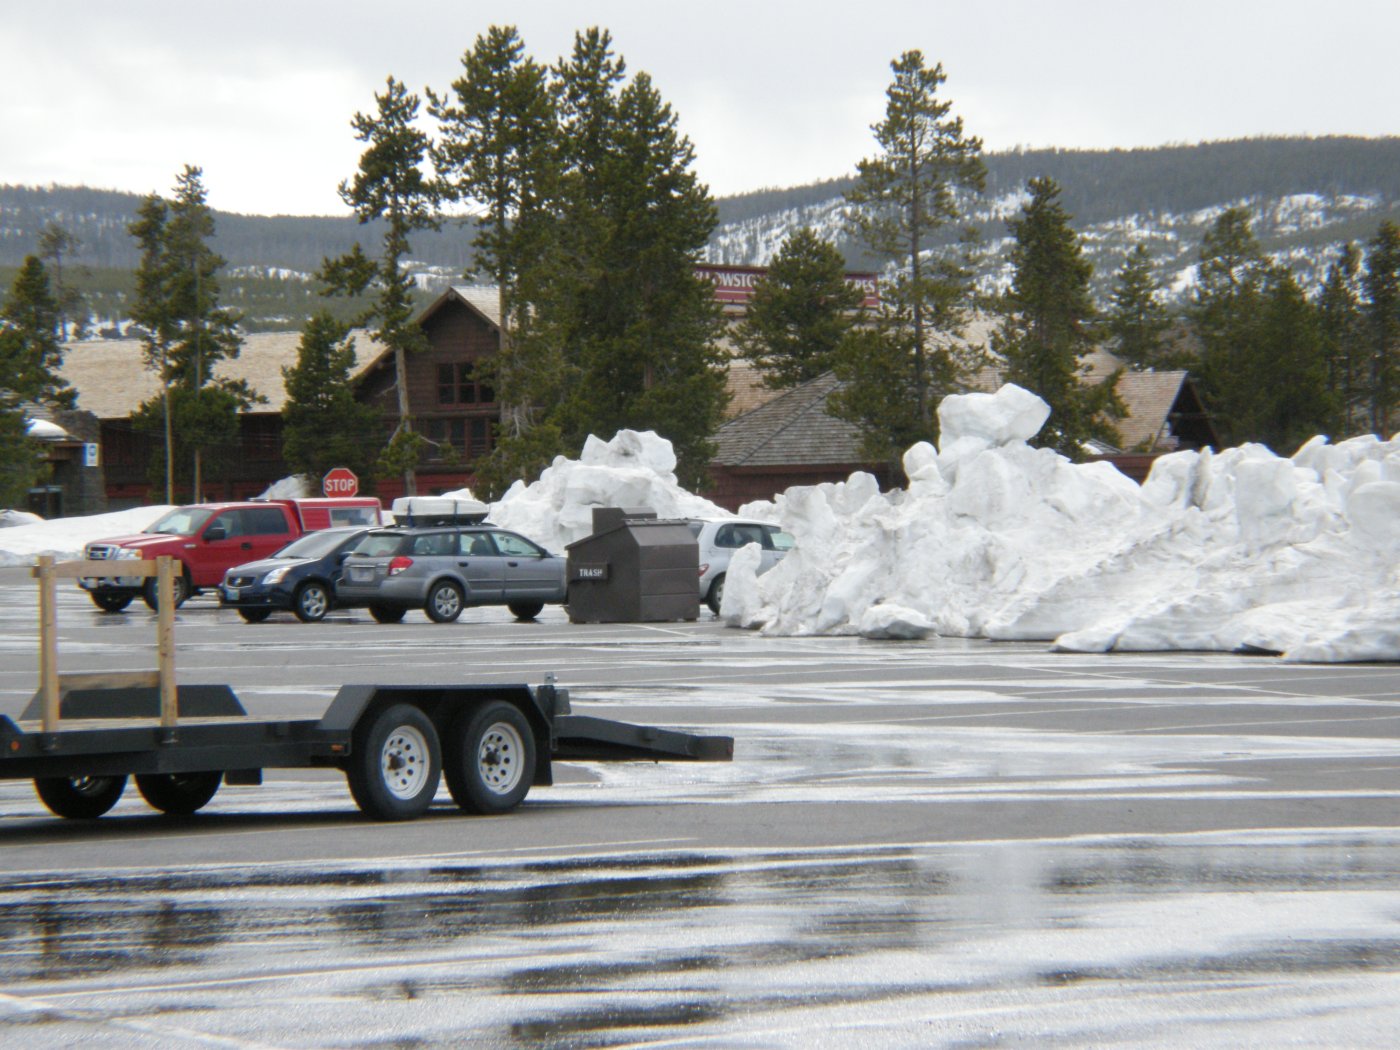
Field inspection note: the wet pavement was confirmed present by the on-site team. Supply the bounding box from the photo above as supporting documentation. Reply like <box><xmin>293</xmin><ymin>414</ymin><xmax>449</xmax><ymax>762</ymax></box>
<box><xmin>2</xmin><ymin>573</ymin><xmax>1400</xmax><ymax>1046</ymax></box>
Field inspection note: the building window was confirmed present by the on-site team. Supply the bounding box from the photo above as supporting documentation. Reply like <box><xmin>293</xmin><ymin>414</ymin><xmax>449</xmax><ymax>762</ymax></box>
<box><xmin>423</xmin><ymin>417</ymin><xmax>494</xmax><ymax>461</ymax></box>
<box><xmin>437</xmin><ymin>362</ymin><xmax>496</xmax><ymax>406</ymax></box>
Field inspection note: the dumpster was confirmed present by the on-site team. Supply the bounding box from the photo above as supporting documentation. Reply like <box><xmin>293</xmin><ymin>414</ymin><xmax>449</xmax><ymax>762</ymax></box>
<box><xmin>566</xmin><ymin>508</ymin><xmax>700</xmax><ymax>623</ymax></box>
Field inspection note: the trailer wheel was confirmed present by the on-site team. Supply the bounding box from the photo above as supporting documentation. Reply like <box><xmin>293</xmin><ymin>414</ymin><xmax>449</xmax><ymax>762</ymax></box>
<box><xmin>293</xmin><ymin>581</ymin><xmax>332</xmax><ymax>623</ymax></box>
<box><xmin>507</xmin><ymin>601</ymin><xmax>544</xmax><ymax>621</ymax></box>
<box><xmin>34</xmin><ymin>775</ymin><xmax>127</xmax><ymax>819</ymax></box>
<box><xmin>90</xmin><ymin>590</ymin><xmax>132</xmax><ymax>613</ymax></box>
<box><xmin>446</xmin><ymin>701</ymin><xmax>535</xmax><ymax>815</ymax></box>
<box><xmin>425</xmin><ymin>581</ymin><xmax>464</xmax><ymax>623</ymax></box>
<box><xmin>237</xmin><ymin>608</ymin><xmax>272</xmax><ymax>624</ymax></box>
<box><xmin>143</xmin><ymin>572</ymin><xmax>191</xmax><ymax>611</ymax></box>
<box><xmin>346</xmin><ymin>703</ymin><xmax>442</xmax><ymax>820</ymax></box>
<box><xmin>136</xmin><ymin>771</ymin><xmax>223</xmax><ymax>815</ymax></box>
<box><xmin>369</xmin><ymin>604</ymin><xmax>405</xmax><ymax>624</ymax></box>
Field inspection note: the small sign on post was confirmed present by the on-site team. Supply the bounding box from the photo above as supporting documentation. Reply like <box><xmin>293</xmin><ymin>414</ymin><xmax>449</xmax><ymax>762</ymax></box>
<box><xmin>322</xmin><ymin>467</ymin><xmax>359</xmax><ymax>498</ymax></box>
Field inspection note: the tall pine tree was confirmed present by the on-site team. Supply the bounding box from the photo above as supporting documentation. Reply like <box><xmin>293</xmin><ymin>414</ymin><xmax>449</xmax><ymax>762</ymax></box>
<box><xmin>1105</xmin><ymin>243</ymin><xmax>1173</xmax><ymax>370</ymax></box>
<box><xmin>994</xmin><ymin>177</ymin><xmax>1123</xmax><ymax>456</ymax></box>
<box><xmin>734</xmin><ymin>227</ymin><xmax>863</xmax><ymax>389</ymax></box>
<box><xmin>1316</xmin><ymin>242</ymin><xmax>1367</xmax><ymax>435</ymax></box>
<box><xmin>281</xmin><ymin>311</ymin><xmax>380</xmax><ymax>487</ymax></box>
<box><xmin>1361</xmin><ymin>220</ymin><xmax>1400</xmax><ymax>436</ymax></box>
<box><xmin>320</xmin><ymin>77</ymin><xmax>441</xmax><ymax>495</ymax></box>
<box><xmin>835</xmin><ymin>51</ymin><xmax>986</xmax><ymax>460</ymax></box>
<box><xmin>0</xmin><ymin>256</ymin><xmax>75</xmax><ymax>408</ymax></box>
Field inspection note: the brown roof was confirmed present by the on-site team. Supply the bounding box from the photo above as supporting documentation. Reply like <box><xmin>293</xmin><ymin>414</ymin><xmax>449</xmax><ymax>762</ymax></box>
<box><xmin>713</xmin><ymin>373</ymin><xmax>869</xmax><ymax>467</ymax></box>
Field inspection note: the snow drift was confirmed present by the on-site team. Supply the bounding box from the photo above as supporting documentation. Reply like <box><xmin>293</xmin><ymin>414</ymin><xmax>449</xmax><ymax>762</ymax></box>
<box><xmin>722</xmin><ymin>384</ymin><xmax>1400</xmax><ymax>663</ymax></box>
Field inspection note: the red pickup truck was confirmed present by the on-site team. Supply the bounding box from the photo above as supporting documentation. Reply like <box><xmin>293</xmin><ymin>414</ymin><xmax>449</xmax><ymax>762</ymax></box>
<box><xmin>79</xmin><ymin>498</ymin><xmax>382</xmax><ymax>612</ymax></box>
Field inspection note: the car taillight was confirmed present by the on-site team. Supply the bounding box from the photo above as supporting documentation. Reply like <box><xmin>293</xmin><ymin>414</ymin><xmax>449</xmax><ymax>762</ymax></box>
<box><xmin>388</xmin><ymin>556</ymin><xmax>414</xmax><ymax>576</ymax></box>
<box><xmin>698</xmin><ymin>563</ymin><xmax>709</xmax><ymax>576</ymax></box>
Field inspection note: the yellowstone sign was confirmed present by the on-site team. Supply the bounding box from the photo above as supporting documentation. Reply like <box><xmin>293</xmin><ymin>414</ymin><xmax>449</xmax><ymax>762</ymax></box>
<box><xmin>695</xmin><ymin>264</ymin><xmax>880</xmax><ymax>310</ymax></box>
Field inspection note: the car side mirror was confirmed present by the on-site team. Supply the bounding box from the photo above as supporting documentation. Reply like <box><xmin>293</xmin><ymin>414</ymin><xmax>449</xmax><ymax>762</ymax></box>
<box><xmin>204</xmin><ymin>525</ymin><xmax>227</xmax><ymax>541</ymax></box>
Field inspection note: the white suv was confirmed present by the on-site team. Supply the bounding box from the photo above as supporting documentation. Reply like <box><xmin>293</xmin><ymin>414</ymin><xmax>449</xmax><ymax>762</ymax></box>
<box><xmin>687</xmin><ymin>518</ymin><xmax>795</xmax><ymax>613</ymax></box>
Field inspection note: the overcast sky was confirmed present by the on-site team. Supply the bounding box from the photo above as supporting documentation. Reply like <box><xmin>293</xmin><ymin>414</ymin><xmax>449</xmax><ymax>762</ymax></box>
<box><xmin>4</xmin><ymin>0</ymin><xmax>1397</xmax><ymax>216</ymax></box>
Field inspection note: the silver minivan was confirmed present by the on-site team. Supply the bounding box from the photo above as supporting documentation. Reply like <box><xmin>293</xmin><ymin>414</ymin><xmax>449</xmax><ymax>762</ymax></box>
<box><xmin>687</xmin><ymin>518</ymin><xmax>795</xmax><ymax>613</ymax></box>
<box><xmin>336</xmin><ymin>526</ymin><xmax>567</xmax><ymax>623</ymax></box>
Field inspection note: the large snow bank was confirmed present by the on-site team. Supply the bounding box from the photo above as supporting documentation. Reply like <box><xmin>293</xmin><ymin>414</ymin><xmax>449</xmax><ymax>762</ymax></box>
<box><xmin>724</xmin><ymin>384</ymin><xmax>1400</xmax><ymax>663</ymax></box>
<box><xmin>477</xmin><ymin>430</ymin><xmax>731</xmax><ymax>552</ymax></box>
<box><xmin>0</xmin><ymin>505</ymin><xmax>173</xmax><ymax>567</ymax></box>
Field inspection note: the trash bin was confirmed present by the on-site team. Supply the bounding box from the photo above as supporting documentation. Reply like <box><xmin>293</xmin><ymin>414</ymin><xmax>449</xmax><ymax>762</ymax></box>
<box><xmin>566</xmin><ymin>508</ymin><xmax>700</xmax><ymax>623</ymax></box>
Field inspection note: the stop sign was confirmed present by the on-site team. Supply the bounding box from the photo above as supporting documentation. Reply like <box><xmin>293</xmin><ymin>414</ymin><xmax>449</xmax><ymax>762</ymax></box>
<box><xmin>322</xmin><ymin>467</ymin><xmax>359</xmax><ymax>497</ymax></box>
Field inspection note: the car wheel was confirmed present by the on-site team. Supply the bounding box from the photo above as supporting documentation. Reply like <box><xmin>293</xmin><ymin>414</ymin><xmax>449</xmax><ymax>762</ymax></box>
<box><xmin>445</xmin><ymin>701</ymin><xmax>535</xmax><ymax>815</ymax></box>
<box><xmin>706</xmin><ymin>573</ymin><xmax>726</xmax><ymax>614</ymax></box>
<box><xmin>345</xmin><ymin>703</ymin><xmax>442</xmax><ymax>821</ymax></box>
<box><xmin>142</xmin><ymin>572</ymin><xmax>191</xmax><ymax>611</ymax></box>
<box><xmin>34</xmin><ymin>775</ymin><xmax>127</xmax><ymax>819</ymax></box>
<box><xmin>425</xmin><ymin>581</ymin><xmax>464</xmax><ymax>623</ymax></box>
<box><xmin>135</xmin><ymin>771</ymin><xmax>222</xmax><ymax>815</ymax></box>
<box><xmin>369</xmin><ymin>604</ymin><xmax>406</xmax><ymax>624</ymax></box>
<box><xmin>507</xmin><ymin>601</ymin><xmax>543</xmax><ymax>621</ymax></box>
<box><xmin>237</xmin><ymin>608</ymin><xmax>272</xmax><ymax>624</ymax></box>
<box><xmin>293</xmin><ymin>581</ymin><xmax>331</xmax><ymax>623</ymax></box>
<box><xmin>90</xmin><ymin>590</ymin><xmax>132</xmax><ymax>613</ymax></box>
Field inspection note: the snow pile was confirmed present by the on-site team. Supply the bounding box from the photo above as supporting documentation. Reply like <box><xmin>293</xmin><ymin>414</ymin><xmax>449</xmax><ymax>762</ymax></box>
<box><xmin>724</xmin><ymin>384</ymin><xmax>1400</xmax><ymax>663</ymax></box>
<box><xmin>481</xmin><ymin>430</ymin><xmax>731</xmax><ymax>552</ymax></box>
<box><xmin>0</xmin><ymin>505</ymin><xmax>172</xmax><ymax>567</ymax></box>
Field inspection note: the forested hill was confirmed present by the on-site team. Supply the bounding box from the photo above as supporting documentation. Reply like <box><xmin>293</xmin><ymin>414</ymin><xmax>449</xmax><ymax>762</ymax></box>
<box><xmin>2</xmin><ymin>136</ymin><xmax>1399</xmax><ymax>326</ymax></box>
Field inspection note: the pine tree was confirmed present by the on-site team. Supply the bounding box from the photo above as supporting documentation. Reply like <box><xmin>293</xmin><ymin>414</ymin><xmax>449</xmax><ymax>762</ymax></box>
<box><xmin>1316</xmin><ymin>243</ymin><xmax>1367</xmax><ymax>434</ymax></box>
<box><xmin>1105</xmin><ymin>243</ymin><xmax>1173</xmax><ymax>370</ymax></box>
<box><xmin>0</xmin><ymin>256</ymin><xmax>76</xmax><ymax>407</ymax></box>
<box><xmin>128</xmin><ymin>167</ymin><xmax>255</xmax><ymax>502</ymax></box>
<box><xmin>1251</xmin><ymin>268</ymin><xmax>1331</xmax><ymax>451</ymax></box>
<box><xmin>1361</xmin><ymin>220</ymin><xmax>1400</xmax><ymax>435</ymax></box>
<box><xmin>735</xmin><ymin>227</ymin><xmax>863</xmax><ymax>389</ymax></box>
<box><xmin>320</xmin><ymin>77</ymin><xmax>441</xmax><ymax>495</ymax></box>
<box><xmin>837</xmin><ymin>51</ymin><xmax>986</xmax><ymax>458</ymax></box>
<box><xmin>281</xmin><ymin>311</ymin><xmax>380</xmax><ymax>486</ymax></box>
<box><xmin>995</xmin><ymin>177</ymin><xmax>1123</xmax><ymax>456</ymax></box>
<box><xmin>36</xmin><ymin>223</ymin><xmax>87</xmax><ymax>342</ymax></box>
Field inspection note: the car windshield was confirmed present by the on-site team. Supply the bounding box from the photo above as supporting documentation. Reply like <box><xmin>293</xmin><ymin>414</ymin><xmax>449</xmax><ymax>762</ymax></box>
<box><xmin>771</xmin><ymin>530</ymin><xmax>796</xmax><ymax>552</ymax></box>
<box><xmin>144</xmin><ymin>508</ymin><xmax>213</xmax><ymax>537</ymax></box>
<box><xmin>273</xmin><ymin>529</ymin><xmax>361</xmax><ymax>560</ymax></box>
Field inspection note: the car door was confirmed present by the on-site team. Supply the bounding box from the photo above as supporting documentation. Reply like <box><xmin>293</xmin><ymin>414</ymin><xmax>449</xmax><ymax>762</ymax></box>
<box><xmin>454</xmin><ymin>531</ymin><xmax>505</xmax><ymax>601</ymax></box>
<box><xmin>491</xmin><ymin>531</ymin><xmax>565</xmax><ymax>600</ymax></box>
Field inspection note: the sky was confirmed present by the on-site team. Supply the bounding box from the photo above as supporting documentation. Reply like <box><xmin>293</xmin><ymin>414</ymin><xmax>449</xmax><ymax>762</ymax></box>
<box><xmin>3</xmin><ymin>0</ymin><xmax>1397</xmax><ymax>217</ymax></box>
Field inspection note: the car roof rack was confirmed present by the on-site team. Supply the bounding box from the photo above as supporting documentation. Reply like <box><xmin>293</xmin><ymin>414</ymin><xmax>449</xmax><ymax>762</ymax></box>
<box><xmin>390</xmin><ymin>496</ymin><xmax>490</xmax><ymax>527</ymax></box>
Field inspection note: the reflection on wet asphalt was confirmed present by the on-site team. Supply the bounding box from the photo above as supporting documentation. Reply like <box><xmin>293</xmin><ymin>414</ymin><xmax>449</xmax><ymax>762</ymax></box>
<box><xmin>5</xmin><ymin>835</ymin><xmax>1400</xmax><ymax>1047</ymax></box>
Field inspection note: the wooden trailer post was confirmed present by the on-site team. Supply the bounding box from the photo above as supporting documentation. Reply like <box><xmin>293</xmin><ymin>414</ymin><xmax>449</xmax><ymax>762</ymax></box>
<box><xmin>157</xmin><ymin>555</ymin><xmax>177</xmax><ymax>728</ymax></box>
<box><xmin>36</xmin><ymin>555</ymin><xmax>60</xmax><ymax>732</ymax></box>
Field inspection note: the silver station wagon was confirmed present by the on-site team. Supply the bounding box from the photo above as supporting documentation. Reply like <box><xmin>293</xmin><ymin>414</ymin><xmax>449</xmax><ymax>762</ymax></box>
<box><xmin>336</xmin><ymin>526</ymin><xmax>567</xmax><ymax>623</ymax></box>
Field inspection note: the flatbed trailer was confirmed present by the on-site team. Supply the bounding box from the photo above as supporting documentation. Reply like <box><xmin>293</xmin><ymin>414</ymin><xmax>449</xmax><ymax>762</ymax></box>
<box><xmin>1</xmin><ymin>556</ymin><xmax>732</xmax><ymax>822</ymax></box>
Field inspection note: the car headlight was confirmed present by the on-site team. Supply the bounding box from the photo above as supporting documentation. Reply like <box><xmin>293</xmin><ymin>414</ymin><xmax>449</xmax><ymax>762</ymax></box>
<box><xmin>115</xmin><ymin>547</ymin><xmax>144</xmax><ymax>560</ymax></box>
<box><xmin>262</xmin><ymin>566</ymin><xmax>291</xmax><ymax>586</ymax></box>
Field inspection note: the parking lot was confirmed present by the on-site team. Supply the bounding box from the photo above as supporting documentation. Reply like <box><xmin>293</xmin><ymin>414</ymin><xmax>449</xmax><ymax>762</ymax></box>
<box><xmin>3</xmin><ymin>573</ymin><xmax>1400</xmax><ymax>1047</ymax></box>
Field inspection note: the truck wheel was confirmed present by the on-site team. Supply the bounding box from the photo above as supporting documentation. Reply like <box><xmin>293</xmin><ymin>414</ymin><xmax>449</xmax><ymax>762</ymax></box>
<box><xmin>445</xmin><ymin>701</ymin><xmax>535</xmax><ymax>815</ymax></box>
<box><xmin>507</xmin><ymin>601</ymin><xmax>544</xmax><ymax>621</ymax></box>
<box><xmin>90</xmin><ymin>590</ymin><xmax>132</xmax><ymax>613</ymax></box>
<box><xmin>136</xmin><ymin>771</ymin><xmax>222</xmax><ymax>815</ymax></box>
<box><xmin>706</xmin><ymin>574</ymin><xmax>726</xmax><ymax>614</ymax></box>
<box><xmin>425</xmin><ymin>581</ymin><xmax>464</xmax><ymax>623</ymax></box>
<box><xmin>142</xmin><ymin>572</ymin><xmax>191</xmax><ymax>611</ymax></box>
<box><xmin>237</xmin><ymin>608</ymin><xmax>272</xmax><ymax>624</ymax></box>
<box><xmin>369</xmin><ymin>604</ymin><xmax>405</xmax><ymax>624</ymax></box>
<box><xmin>346</xmin><ymin>703</ymin><xmax>442</xmax><ymax>821</ymax></box>
<box><xmin>34</xmin><ymin>775</ymin><xmax>127</xmax><ymax>819</ymax></box>
<box><xmin>293</xmin><ymin>581</ymin><xmax>332</xmax><ymax>623</ymax></box>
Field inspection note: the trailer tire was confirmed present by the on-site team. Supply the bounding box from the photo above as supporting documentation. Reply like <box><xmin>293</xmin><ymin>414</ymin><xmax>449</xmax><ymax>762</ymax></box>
<box><xmin>142</xmin><ymin>572</ymin><xmax>191</xmax><ymax>611</ymax></box>
<box><xmin>369</xmin><ymin>604</ymin><xmax>405</xmax><ymax>624</ymax></box>
<box><xmin>293</xmin><ymin>581</ymin><xmax>332</xmax><ymax>623</ymax></box>
<box><xmin>136</xmin><ymin>771</ymin><xmax>223</xmax><ymax>815</ymax></box>
<box><xmin>34</xmin><ymin>774</ymin><xmax>127</xmax><ymax>819</ymax></box>
<box><xmin>425</xmin><ymin>581</ymin><xmax>464</xmax><ymax>623</ymax></box>
<box><xmin>90</xmin><ymin>590</ymin><xmax>133</xmax><ymax>613</ymax></box>
<box><xmin>445</xmin><ymin>701</ymin><xmax>535</xmax><ymax>815</ymax></box>
<box><xmin>346</xmin><ymin>703</ymin><xmax>442</xmax><ymax>821</ymax></box>
<box><xmin>237</xmin><ymin>608</ymin><xmax>272</xmax><ymax>624</ymax></box>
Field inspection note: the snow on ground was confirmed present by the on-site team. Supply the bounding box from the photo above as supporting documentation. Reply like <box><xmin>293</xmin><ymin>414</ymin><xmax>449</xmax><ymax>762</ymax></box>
<box><xmin>0</xmin><ymin>399</ymin><xmax>1396</xmax><ymax>663</ymax></box>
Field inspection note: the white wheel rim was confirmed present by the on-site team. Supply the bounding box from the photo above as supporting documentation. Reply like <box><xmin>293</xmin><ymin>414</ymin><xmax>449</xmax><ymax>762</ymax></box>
<box><xmin>433</xmin><ymin>588</ymin><xmax>460</xmax><ymax>617</ymax></box>
<box><xmin>380</xmin><ymin>725</ymin><xmax>431</xmax><ymax>800</ymax></box>
<box><xmin>477</xmin><ymin>721</ymin><xmax>525</xmax><ymax>795</ymax></box>
<box><xmin>301</xmin><ymin>587</ymin><xmax>328</xmax><ymax>618</ymax></box>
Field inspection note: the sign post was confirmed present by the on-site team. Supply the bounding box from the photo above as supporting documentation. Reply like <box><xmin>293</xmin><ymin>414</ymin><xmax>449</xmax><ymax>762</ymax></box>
<box><xmin>322</xmin><ymin>467</ymin><xmax>359</xmax><ymax>498</ymax></box>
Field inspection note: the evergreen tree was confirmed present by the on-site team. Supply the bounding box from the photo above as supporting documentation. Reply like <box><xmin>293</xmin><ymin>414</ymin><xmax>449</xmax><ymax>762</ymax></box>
<box><xmin>540</xmin><ymin>30</ymin><xmax>727</xmax><ymax>489</ymax></box>
<box><xmin>0</xmin><ymin>256</ymin><xmax>76</xmax><ymax>407</ymax></box>
<box><xmin>36</xmin><ymin>223</ymin><xmax>87</xmax><ymax>341</ymax></box>
<box><xmin>735</xmin><ymin>227</ymin><xmax>863</xmax><ymax>389</ymax></box>
<box><xmin>1105</xmin><ymin>243</ymin><xmax>1173</xmax><ymax>370</ymax></box>
<box><xmin>1251</xmin><ymin>268</ymin><xmax>1331</xmax><ymax>451</ymax></box>
<box><xmin>837</xmin><ymin>51</ymin><xmax>986</xmax><ymax>457</ymax></box>
<box><xmin>281</xmin><ymin>311</ymin><xmax>380</xmax><ymax>486</ymax></box>
<box><xmin>994</xmin><ymin>177</ymin><xmax>1123</xmax><ymax>456</ymax></box>
<box><xmin>1316</xmin><ymin>242</ymin><xmax>1367</xmax><ymax>434</ymax></box>
<box><xmin>128</xmin><ymin>166</ymin><xmax>255</xmax><ymax>502</ymax></box>
<box><xmin>320</xmin><ymin>77</ymin><xmax>441</xmax><ymax>495</ymax></box>
<box><xmin>1361</xmin><ymin>220</ymin><xmax>1400</xmax><ymax>436</ymax></box>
